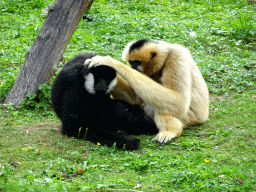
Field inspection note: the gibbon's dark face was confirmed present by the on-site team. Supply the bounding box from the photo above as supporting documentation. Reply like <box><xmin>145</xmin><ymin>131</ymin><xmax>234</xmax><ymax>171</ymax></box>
<box><xmin>129</xmin><ymin>60</ymin><xmax>143</xmax><ymax>72</ymax></box>
<box><xmin>84</xmin><ymin>65</ymin><xmax>117</xmax><ymax>95</ymax></box>
<box><xmin>128</xmin><ymin>39</ymin><xmax>149</xmax><ymax>73</ymax></box>
<box><xmin>126</xmin><ymin>39</ymin><xmax>158</xmax><ymax>74</ymax></box>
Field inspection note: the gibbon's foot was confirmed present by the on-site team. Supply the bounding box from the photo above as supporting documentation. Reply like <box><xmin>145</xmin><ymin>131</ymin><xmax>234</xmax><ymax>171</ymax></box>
<box><xmin>115</xmin><ymin>132</ymin><xmax>140</xmax><ymax>150</ymax></box>
<box><xmin>151</xmin><ymin>131</ymin><xmax>178</xmax><ymax>146</ymax></box>
<box><xmin>116</xmin><ymin>131</ymin><xmax>128</xmax><ymax>136</ymax></box>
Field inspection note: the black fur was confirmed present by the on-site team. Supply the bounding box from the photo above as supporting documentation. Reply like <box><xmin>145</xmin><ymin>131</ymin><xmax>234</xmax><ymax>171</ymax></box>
<box><xmin>51</xmin><ymin>54</ymin><xmax>157</xmax><ymax>150</ymax></box>
<box><xmin>129</xmin><ymin>39</ymin><xmax>149</xmax><ymax>54</ymax></box>
<box><xmin>151</xmin><ymin>52</ymin><xmax>156</xmax><ymax>59</ymax></box>
<box><xmin>129</xmin><ymin>60</ymin><xmax>142</xmax><ymax>70</ymax></box>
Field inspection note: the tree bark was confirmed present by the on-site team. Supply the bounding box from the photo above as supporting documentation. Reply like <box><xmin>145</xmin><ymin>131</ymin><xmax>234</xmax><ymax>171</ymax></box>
<box><xmin>87</xmin><ymin>0</ymin><xmax>94</xmax><ymax>9</ymax></box>
<box><xmin>4</xmin><ymin>0</ymin><xmax>94</xmax><ymax>108</ymax></box>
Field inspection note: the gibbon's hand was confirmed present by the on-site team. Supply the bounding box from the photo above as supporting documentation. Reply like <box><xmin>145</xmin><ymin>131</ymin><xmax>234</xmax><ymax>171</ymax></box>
<box><xmin>152</xmin><ymin>131</ymin><xmax>178</xmax><ymax>146</ymax></box>
<box><xmin>84</xmin><ymin>55</ymin><xmax>119</xmax><ymax>69</ymax></box>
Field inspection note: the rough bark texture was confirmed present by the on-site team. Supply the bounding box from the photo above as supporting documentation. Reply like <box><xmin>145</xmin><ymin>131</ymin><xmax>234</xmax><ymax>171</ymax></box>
<box><xmin>87</xmin><ymin>0</ymin><xmax>94</xmax><ymax>9</ymax></box>
<box><xmin>4</xmin><ymin>0</ymin><xmax>93</xmax><ymax>108</ymax></box>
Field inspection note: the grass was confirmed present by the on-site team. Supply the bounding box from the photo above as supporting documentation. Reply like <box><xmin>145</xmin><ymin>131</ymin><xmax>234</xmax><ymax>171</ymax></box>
<box><xmin>0</xmin><ymin>0</ymin><xmax>256</xmax><ymax>191</ymax></box>
<box><xmin>1</xmin><ymin>92</ymin><xmax>255</xmax><ymax>191</ymax></box>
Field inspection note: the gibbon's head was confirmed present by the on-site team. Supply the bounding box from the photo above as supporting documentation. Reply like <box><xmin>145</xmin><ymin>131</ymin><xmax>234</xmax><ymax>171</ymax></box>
<box><xmin>83</xmin><ymin>62</ymin><xmax>117</xmax><ymax>95</ymax></box>
<box><xmin>122</xmin><ymin>39</ymin><xmax>169</xmax><ymax>77</ymax></box>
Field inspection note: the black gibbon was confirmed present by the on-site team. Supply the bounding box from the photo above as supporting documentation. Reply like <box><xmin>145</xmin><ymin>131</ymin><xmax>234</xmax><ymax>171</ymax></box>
<box><xmin>85</xmin><ymin>40</ymin><xmax>209</xmax><ymax>146</ymax></box>
<box><xmin>51</xmin><ymin>54</ymin><xmax>157</xmax><ymax>150</ymax></box>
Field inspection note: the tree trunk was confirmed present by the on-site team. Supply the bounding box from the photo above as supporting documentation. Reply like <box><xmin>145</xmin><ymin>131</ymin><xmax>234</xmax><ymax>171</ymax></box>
<box><xmin>87</xmin><ymin>0</ymin><xmax>94</xmax><ymax>9</ymax></box>
<box><xmin>4</xmin><ymin>0</ymin><xmax>93</xmax><ymax>108</ymax></box>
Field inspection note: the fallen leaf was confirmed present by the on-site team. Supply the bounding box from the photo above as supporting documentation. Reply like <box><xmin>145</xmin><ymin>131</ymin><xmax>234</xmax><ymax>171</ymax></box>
<box><xmin>8</xmin><ymin>161</ymin><xmax>21</xmax><ymax>166</ymax></box>
<box><xmin>76</xmin><ymin>165</ymin><xmax>84</xmax><ymax>174</ymax></box>
<box><xmin>235</xmin><ymin>177</ymin><xmax>244</xmax><ymax>184</ymax></box>
<box><xmin>42</xmin><ymin>9</ymin><xmax>48</xmax><ymax>13</ymax></box>
<box><xmin>248</xmin><ymin>0</ymin><xmax>256</xmax><ymax>5</ymax></box>
<box><xmin>135</xmin><ymin>184</ymin><xmax>142</xmax><ymax>188</ymax></box>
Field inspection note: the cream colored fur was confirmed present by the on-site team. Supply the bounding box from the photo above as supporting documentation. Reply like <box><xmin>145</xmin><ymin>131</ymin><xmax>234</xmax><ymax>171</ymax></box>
<box><xmin>85</xmin><ymin>40</ymin><xmax>209</xmax><ymax>145</ymax></box>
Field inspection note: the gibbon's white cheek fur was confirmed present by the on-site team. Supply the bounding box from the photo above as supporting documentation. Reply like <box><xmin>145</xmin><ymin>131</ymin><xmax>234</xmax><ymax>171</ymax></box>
<box><xmin>144</xmin><ymin>103</ymin><xmax>155</xmax><ymax>119</ymax></box>
<box><xmin>85</xmin><ymin>73</ymin><xmax>117</xmax><ymax>95</ymax></box>
<box><xmin>107</xmin><ymin>78</ymin><xmax>118</xmax><ymax>94</ymax></box>
<box><xmin>84</xmin><ymin>73</ymin><xmax>95</xmax><ymax>94</ymax></box>
<box><xmin>137</xmin><ymin>65</ymin><xmax>143</xmax><ymax>73</ymax></box>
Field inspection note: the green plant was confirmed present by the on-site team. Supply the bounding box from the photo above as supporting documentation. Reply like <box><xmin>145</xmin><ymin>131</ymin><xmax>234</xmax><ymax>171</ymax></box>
<box><xmin>227</xmin><ymin>11</ymin><xmax>256</xmax><ymax>44</ymax></box>
<box><xmin>18</xmin><ymin>82</ymin><xmax>52</xmax><ymax>111</ymax></box>
<box><xmin>0</xmin><ymin>67</ymin><xmax>19</xmax><ymax>102</ymax></box>
<box><xmin>0</xmin><ymin>0</ymin><xmax>256</xmax><ymax>190</ymax></box>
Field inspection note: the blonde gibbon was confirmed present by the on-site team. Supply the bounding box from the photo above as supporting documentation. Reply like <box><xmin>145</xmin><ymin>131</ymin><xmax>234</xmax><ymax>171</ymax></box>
<box><xmin>85</xmin><ymin>39</ymin><xmax>209</xmax><ymax>145</ymax></box>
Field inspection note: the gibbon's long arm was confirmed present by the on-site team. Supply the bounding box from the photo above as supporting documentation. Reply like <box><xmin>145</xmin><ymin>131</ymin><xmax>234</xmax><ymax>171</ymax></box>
<box><xmin>87</xmin><ymin>56</ymin><xmax>190</xmax><ymax>118</ymax></box>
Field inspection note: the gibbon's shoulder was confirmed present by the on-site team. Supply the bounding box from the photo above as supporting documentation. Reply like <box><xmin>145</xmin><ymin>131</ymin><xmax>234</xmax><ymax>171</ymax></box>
<box><xmin>58</xmin><ymin>54</ymin><xmax>96</xmax><ymax>76</ymax></box>
<box><xmin>63</xmin><ymin>54</ymin><xmax>97</xmax><ymax>69</ymax></box>
<box><xmin>55</xmin><ymin>54</ymin><xmax>97</xmax><ymax>86</ymax></box>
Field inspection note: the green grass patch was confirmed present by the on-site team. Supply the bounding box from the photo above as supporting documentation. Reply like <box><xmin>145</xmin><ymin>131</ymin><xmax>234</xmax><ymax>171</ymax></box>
<box><xmin>0</xmin><ymin>0</ymin><xmax>256</xmax><ymax>191</ymax></box>
<box><xmin>0</xmin><ymin>92</ymin><xmax>256</xmax><ymax>191</ymax></box>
